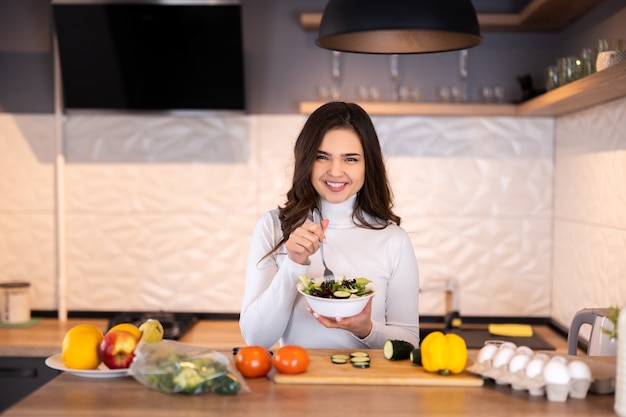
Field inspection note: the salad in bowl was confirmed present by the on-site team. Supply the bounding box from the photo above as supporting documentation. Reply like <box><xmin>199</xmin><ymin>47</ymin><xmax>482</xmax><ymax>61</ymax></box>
<box><xmin>297</xmin><ymin>275</ymin><xmax>376</xmax><ymax>318</ymax></box>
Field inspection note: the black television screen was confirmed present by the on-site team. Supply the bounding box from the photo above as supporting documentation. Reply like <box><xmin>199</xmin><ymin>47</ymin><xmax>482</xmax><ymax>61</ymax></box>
<box><xmin>52</xmin><ymin>2</ymin><xmax>245</xmax><ymax>112</ymax></box>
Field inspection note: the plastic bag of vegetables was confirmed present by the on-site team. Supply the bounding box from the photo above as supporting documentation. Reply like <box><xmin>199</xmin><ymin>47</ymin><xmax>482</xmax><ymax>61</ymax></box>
<box><xmin>129</xmin><ymin>340</ymin><xmax>249</xmax><ymax>395</ymax></box>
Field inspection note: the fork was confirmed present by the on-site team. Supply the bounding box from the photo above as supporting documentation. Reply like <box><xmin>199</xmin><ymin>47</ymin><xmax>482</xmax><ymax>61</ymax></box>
<box><xmin>314</xmin><ymin>209</ymin><xmax>334</xmax><ymax>284</ymax></box>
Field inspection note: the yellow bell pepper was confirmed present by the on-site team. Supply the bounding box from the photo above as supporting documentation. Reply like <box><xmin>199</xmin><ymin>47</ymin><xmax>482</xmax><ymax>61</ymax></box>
<box><xmin>420</xmin><ymin>331</ymin><xmax>468</xmax><ymax>375</ymax></box>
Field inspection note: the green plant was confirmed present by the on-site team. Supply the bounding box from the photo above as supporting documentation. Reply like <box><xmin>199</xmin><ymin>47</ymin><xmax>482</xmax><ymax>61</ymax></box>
<box><xmin>601</xmin><ymin>305</ymin><xmax>620</xmax><ymax>340</ymax></box>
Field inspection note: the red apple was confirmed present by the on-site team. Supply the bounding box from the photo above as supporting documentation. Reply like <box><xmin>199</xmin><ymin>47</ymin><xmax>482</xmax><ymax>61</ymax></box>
<box><xmin>99</xmin><ymin>329</ymin><xmax>139</xmax><ymax>369</ymax></box>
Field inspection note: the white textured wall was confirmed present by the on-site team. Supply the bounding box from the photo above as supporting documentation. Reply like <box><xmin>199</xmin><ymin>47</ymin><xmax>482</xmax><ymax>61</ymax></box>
<box><xmin>552</xmin><ymin>95</ymin><xmax>626</xmax><ymax>331</ymax></box>
<box><xmin>0</xmin><ymin>111</ymin><xmax>554</xmax><ymax>318</ymax></box>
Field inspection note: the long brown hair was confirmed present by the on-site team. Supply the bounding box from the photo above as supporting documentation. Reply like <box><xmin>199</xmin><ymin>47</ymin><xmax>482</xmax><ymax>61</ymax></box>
<box><xmin>269</xmin><ymin>102</ymin><xmax>400</xmax><ymax>257</ymax></box>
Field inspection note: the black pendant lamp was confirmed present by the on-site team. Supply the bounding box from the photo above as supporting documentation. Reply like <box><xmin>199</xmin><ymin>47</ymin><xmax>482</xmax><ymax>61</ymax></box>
<box><xmin>316</xmin><ymin>0</ymin><xmax>482</xmax><ymax>54</ymax></box>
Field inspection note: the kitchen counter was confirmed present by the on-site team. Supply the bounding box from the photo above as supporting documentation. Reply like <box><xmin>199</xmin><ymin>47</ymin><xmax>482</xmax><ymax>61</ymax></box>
<box><xmin>0</xmin><ymin>318</ymin><xmax>247</xmax><ymax>357</ymax></box>
<box><xmin>0</xmin><ymin>319</ymin><xmax>618</xmax><ymax>416</ymax></box>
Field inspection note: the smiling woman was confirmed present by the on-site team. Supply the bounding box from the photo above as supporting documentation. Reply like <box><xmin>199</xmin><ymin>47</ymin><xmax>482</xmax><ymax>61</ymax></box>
<box><xmin>239</xmin><ymin>102</ymin><xmax>420</xmax><ymax>350</ymax></box>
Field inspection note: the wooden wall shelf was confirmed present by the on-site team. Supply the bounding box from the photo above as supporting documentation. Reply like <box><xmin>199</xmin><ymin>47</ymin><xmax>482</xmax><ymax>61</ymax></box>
<box><xmin>299</xmin><ymin>101</ymin><xmax>517</xmax><ymax>117</ymax></box>
<box><xmin>300</xmin><ymin>0</ymin><xmax>605</xmax><ymax>32</ymax></box>
<box><xmin>299</xmin><ymin>61</ymin><xmax>626</xmax><ymax>117</ymax></box>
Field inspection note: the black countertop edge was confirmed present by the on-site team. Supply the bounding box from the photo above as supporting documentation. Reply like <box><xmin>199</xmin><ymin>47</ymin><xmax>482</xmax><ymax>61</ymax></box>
<box><xmin>31</xmin><ymin>310</ymin><xmax>241</xmax><ymax>321</ymax></box>
<box><xmin>32</xmin><ymin>310</ymin><xmax>556</xmax><ymax>327</ymax></box>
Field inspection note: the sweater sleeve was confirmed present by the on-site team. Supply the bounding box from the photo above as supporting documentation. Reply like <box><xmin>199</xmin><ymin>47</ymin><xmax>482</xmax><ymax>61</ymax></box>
<box><xmin>239</xmin><ymin>211</ymin><xmax>309</xmax><ymax>349</ymax></box>
<box><xmin>356</xmin><ymin>229</ymin><xmax>420</xmax><ymax>348</ymax></box>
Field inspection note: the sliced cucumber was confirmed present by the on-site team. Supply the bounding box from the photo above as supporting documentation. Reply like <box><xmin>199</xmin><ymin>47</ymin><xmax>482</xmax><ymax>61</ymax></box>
<box><xmin>383</xmin><ymin>339</ymin><xmax>415</xmax><ymax>360</ymax></box>
<box><xmin>410</xmin><ymin>348</ymin><xmax>422</xmax><ymax>366</ymax></box>
<box><xmin>350</xmin><ymin>351</ymin><xmax>369</xmax><ymax>358</ymax></box>
<box><xmin>330</xmin><ymin>354</ymin><xmax>350</xmax><ymax>364</ymax></box>
<box><xmin>352</xmin><ymin>362</ymin><xmax>370</xmax><ymax>369</ymax></box>
<box><xmin>350</xmin><ymin>356</ymin><xmax>371</xmax><ymax>364</ymax></box>
<box><xmin>333</xmin><ymin>290</ymin><xmax>351</xmax><ymax>299</ymax></box>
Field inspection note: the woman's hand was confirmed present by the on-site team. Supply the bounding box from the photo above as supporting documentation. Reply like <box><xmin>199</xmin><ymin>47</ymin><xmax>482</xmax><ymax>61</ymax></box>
<box><xmin>308</xmin><ymin>297</ymin><xmax>374</xmax><ymax>339</ymax></box>
<box><xmin>285</xmin><ymin>219</ymin><xmax>329</xmax><ymax>265</ymax></box>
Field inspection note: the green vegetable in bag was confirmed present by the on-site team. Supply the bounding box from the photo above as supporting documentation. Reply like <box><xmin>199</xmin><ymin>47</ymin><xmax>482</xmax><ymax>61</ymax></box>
<box><xmin>130</xmin><ymin>341</ymin><xmax>248</xmax><ymax>395</ymax></box>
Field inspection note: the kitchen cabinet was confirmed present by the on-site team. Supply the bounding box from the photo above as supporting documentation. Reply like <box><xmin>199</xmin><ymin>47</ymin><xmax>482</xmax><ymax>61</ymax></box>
<box><xmin>299</xmin><ymin>60</ymin><xmax>626</xmax><ymax>117</ymax></box>
<box><xmin>0</xmin><ymin>357</ymin><xmax>60</xmax><ymax>412</ymax></box>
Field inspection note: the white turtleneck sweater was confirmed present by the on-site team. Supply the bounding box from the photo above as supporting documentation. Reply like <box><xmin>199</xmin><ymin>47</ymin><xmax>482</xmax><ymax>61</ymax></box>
<box><xmin>239</xmin><ymin>196</ymin><xmax>420</xmax><ymax>349</ymax></box>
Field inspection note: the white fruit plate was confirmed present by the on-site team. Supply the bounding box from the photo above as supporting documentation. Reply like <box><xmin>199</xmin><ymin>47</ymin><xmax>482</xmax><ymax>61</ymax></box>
<box><xmin>45</xmin><ymin>353</ymin><xmax>130</xmax><ymax>378</ymax></box>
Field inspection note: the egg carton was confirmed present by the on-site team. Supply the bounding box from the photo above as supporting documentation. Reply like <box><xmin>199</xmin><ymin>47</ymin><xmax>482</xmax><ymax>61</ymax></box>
<box><xmin>466</xmin><ymin>346</ymin><xmax>597</xmax><ymax>402</ymax></box>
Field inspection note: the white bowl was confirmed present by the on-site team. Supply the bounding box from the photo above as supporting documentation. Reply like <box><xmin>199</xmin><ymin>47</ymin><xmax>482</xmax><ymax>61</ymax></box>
<box><xmin>297</xmin><ymin>279</ymin><xmax>376</xmax><ymax>318</ymax></box>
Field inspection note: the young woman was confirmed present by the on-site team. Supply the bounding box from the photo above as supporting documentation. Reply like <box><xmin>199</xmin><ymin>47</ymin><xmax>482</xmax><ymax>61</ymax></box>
<box><xmin>239</xmin><ymin>102</ymin><xmax>419</xmax><ymax>349</ymax></box>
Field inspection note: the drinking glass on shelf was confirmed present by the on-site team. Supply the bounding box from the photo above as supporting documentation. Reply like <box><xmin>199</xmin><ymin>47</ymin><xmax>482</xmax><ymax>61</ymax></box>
<box><xmin>481</xmin><ymin>86</ymin><xmax>494</xmax><ymax>103</ymax></box>
<box><xmin>357</xmin><ymin>85</ymin><xmax>369</xmax><ymax>101</ymax></box>
<box><xmin>610</xmin><ymin>39</ymin><xmax>624</xmax><ymax>51</ymax></box>
<box><xmin>317</xmin><ymin>86</ymin><xmax>330</xmax><ymax>100</ymax></box>
<box><xmin>410</xmin><ymin>87</ymin><xmax>421</xmax><ymax>102</ymax></box>
<box><xmin>369</xmin><ymin>86</ymin><xmax>380</xmax><ymax>101</ymax></box>
<box><xmin>438</xmin><ymin>86</ymin><xmax>451</xmax><ymax>102</ymax></box>
<box><xmin>450</xmin><ymin>86</ymin><xmax>462</xmax><ymax>102</ymax></box>
<box><xmin>493</xmin><ymin>86</ymin><xmax>505</xmax><ymax>103</ymax></box>
<box><xmin>399</xmin><ymin>86</ymin><xmax>410</xmax><ymax>101</ymax></box>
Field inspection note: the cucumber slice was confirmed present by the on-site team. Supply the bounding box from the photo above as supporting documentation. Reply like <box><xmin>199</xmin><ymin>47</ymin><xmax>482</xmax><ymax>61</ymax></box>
<box><xmin>350</xmin><ymin>351</ymin><xmax>369</xmax><ymax>358</ymax></box>
<box><xmin>383</xmin><ymin>339</ymin><xmax>415</xmax><ymax>360</ymax></box>
<box><xmin>410</xmin><ymin>348</ymin><xmax>422</xmax><ymax>366</ymax></box>
<box><xmin>352</xmin><ymin>362</ymin><xmax>370</xmax><ymax>369</ymax></box>
<box><xmin>330</xmin><ymin>354</ymin><xmax>349</xmax><ymax>364</ymax></box>
<box><xmin>333</xmin><ymin>290</ymin><xmax>351</xmax><ymax>299</ymax></box>
<box><xmin>350</xmin><ymin>356</ymin><xmax>371</xmax><ymax>364</ymax></box>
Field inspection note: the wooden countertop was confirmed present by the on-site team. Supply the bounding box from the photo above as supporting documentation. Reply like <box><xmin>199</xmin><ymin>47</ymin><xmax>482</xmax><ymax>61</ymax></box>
<box><xmin>0</xmin><ymin>319</ymin><xmax>617</xmax><ymax>417</ymax></box>
<box><xmin>0</xmin><ymin>318</ymin><xmax>248</xmax><ymax>357</ymax></box>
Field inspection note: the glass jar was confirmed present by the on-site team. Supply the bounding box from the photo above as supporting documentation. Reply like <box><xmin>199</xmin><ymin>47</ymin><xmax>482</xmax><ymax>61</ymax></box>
<box><xmin>557</xmin><ymin>56</ymin><xmax>579</xmax><ymax>85</ymax></box>
<box><xmin>579</xmin><ymin>48</ymin><xmax>594</xmax><ymax>77</ymax></box>
<box><xmin>544</xmin><ymin>65</ymin><xmax>559</xmax><ymax>90</ymax></box>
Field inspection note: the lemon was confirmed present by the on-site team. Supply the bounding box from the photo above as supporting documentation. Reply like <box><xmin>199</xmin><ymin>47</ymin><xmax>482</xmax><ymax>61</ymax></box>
<box><xmin>61</xmin><ymin>324</ymin><xmax>104</xmax><ymax>370</ymax></box>
<box><xmin>138</xmin><ymin>319</ymin><xmax>164</xmax><ymax>343</ymax></box>
<box><xmin>108</xmin><ymin>322</ymin><xmax>142</xmax><ymax>340</ymax></box>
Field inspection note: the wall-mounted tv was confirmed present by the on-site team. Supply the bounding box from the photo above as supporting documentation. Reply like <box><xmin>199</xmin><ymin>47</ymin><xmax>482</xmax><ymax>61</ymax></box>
<box><xmin>52</xmin><ymin>1</ymin><xmax>245</xmax><ymax>112</ymax></box>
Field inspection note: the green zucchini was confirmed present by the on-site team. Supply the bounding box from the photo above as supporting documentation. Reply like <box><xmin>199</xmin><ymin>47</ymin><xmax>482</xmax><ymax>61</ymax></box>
<box><xmin>409</xmin><ymin>348</ymin><xmax>422</xmax><ymax>366</ymax></box>
<box><xmin>383</xmin><ymin>339</ymin><xmax>415</xmax><ymax>360</ymax></box>
<box><xmin>333</xmin><ymin>290</ymin><xmax>351</xmax><ymax>299</ymax></box>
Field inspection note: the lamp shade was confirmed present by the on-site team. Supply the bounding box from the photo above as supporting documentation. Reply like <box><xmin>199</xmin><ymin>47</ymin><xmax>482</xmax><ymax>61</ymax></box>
<box><xmin>316</xmin><ymin>0</ymin><xmax>482</xmax><ymax>54</ymax></box>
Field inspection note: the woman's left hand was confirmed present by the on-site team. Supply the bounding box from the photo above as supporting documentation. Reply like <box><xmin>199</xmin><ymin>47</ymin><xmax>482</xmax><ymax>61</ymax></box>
<box><xmin>307</xmin><ymin>297</ymin><xmax>373</xmax><ymax>339</ymax></box>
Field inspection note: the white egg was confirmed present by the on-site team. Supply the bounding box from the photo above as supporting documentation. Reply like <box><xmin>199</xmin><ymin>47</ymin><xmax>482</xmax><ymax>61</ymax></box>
<box><xmin>508</xmin><ymin>353</ymin><xmax>531</xmax><ymax>373</ymax></box>
<box><xmin>515</xmin><ymin>345</ymin><xmax>533</xmax><ymax>357</ymax></box>
<box><xmin>547</xmin><ymin>355</ymin><xmax>568</xmax><ymax>365</ymax></box>
<box><xmin>497</xmin><ymin>341</ymin><xmax>517</xmax><ymax>351</ymax></box>
<box><xmin>491</xmin><ymin>346</ymin><xmax>515</xmax><ymax>369</ymax></box>
<box><xmin>525</xmin><ymin>355</ymin><xmax>547</xmax><ymax>379</ymax></box>
<box><xmin>542</xmin><ymin>358</ymin><xmax>571</xmax><ymax>384</ymax></box>
<box><xmin>567</xmin><ymin>360</ymin><xmax>591</xmax><ymax>380</ymax></box>
<box><xmin>477</xmin><ymin>344</ymin><xmax>498</xmax><ymax>364</ymax></box>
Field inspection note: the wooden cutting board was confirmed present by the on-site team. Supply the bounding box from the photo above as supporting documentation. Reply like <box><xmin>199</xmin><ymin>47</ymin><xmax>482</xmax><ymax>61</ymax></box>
<box><xmin>271</xmin><ymin>349</ymin><xmax>483</xmax><ymax>387</ymax></box>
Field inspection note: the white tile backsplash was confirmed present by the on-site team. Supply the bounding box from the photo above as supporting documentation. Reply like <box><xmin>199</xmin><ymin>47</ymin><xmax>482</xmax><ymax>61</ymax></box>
<box><xmin>0</xmin><ymin>105</ymin><xmax>568</xmax><ymax>317</ymax></box>
<box><xmin>552</xmin><ymin>96</ymin><xmax>626</xmax><ymax>330</ymax></box>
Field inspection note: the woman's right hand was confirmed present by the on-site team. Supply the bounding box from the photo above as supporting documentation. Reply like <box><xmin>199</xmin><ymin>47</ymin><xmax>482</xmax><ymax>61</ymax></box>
<box><xmin>285</xmin><ymin>219</ymin><xmax>329</xmax><ymax>265</ymax></box>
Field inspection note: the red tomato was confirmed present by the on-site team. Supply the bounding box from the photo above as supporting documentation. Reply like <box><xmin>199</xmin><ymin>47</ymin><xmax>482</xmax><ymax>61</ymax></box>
<box><xmin>272</xmin><ymin>345</ymin><xmax>310</xmax><ymax>374</ymax></box>
<box><xmin>235</xmin><ymin>346</ymin><xmax>273</xmax><ymax>378</ymax></box>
